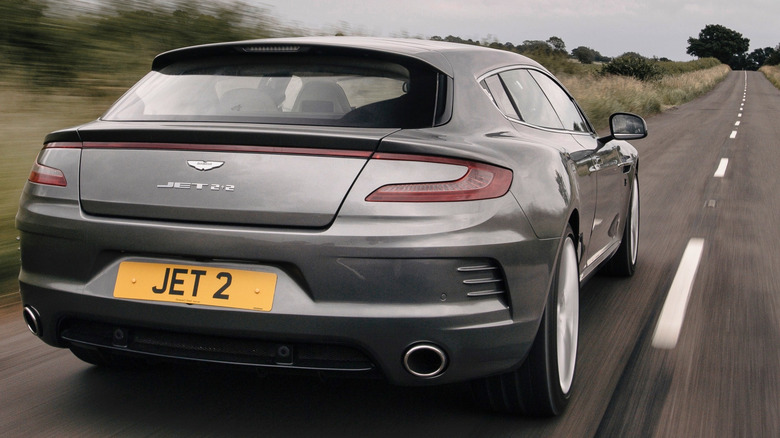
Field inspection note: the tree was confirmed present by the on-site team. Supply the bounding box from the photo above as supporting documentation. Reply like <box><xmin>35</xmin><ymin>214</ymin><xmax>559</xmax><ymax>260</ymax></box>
<box><xmin>517</xmin><ymin>39</ymin><xmax>554</xmax><ymax>55</ymax></box>
<box><xmin>0</xmin><ymin>0</ymin><xmax>80</xmax><ymax>84</ymax></box>
<box><xmin>687</xmin><ymin>24</ymin><xmax>749</xmax><ymax>69</ymax></box>
<box><xmin>766</xmin><ymin>44</ymin><xmax>780</xmax><ymax>66</ymax></box>
<box><xmin>571</xmin><ymin>46</ymin><xmax>597</xmax><ymax>64</ymax></box>
<box><xmin>747</xmin><ymin>47</ymin><xmax>776</xmax><ymax>69</ymax></box>
<box><xmin>547</xmin><ymin>36</ymin><xmax>566</xmax><ymax>53</ymax></box>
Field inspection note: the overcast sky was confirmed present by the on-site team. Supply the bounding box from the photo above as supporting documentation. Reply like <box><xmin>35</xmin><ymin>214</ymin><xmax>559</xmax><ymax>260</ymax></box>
<box><xmin>251</xmin><ymin>0</ymin><xmax>777</xmax><ymax>60</ymax></box>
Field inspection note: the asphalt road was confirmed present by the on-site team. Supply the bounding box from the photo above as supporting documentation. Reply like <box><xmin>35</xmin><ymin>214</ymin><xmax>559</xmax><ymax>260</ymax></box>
<box><xmin>2</xmin><ymin>71</ymin><xmax>779</xmax><ymax>437</ymax></box>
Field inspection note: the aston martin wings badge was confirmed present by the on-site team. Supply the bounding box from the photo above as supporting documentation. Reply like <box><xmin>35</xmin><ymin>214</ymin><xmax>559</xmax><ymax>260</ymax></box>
<box><xmin>187</xmin><ymin>160</ymin><xmax>225</xmax><ymax>171</ymax></box>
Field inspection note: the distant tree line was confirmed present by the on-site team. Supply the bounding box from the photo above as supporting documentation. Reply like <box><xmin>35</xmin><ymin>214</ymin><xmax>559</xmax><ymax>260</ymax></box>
<box><xmin>431</xmin><ymin>34</ymin><xmax>611</xmax><ymax>64</ymax></box>
<box><xmin>687</xmin><ymin>24</ymin><xmax>780</xmax><ymax>70</ymax></box>
<box><xmin>429</xmin><ymin>35</ymin><xmax>728</xmax><ymax>82</ymax></box>
<box><xmin>4</xmin><ymin>1</ymin><xmax>772</xmax><ymax>91</ymax></box>
<box><xmin>0</xmin><ymin>0</ymin><xmax>290</xmax><ymax>87</ymax></box>
<box><xmin>434</xmin><ymin>24</ymin><xmax>780</xmax><ymax>73</ymax></box>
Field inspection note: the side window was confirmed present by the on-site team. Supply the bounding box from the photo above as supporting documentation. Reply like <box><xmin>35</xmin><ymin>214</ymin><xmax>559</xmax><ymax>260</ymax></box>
<box><xmin>529</xmin><ymin>71</ymin><xmax>589</xmax><ymax>132</ymax></box>
<box><xmin>498</xmin><ymin>69</ymin><xmax>563</xmax><ymax>129</ymax></box>
<box><xmin>481</xmin><ymin>76</ymin><xmax>519</xmax><ymax>119</ymax></box>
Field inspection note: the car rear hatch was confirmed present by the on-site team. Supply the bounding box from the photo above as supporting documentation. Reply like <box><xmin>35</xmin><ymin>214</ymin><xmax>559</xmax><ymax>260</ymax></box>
<box><xmin>75</xmin><ymin>40</ymin><xmax>449</xmax><ymax>228</ymax></box>
<box><xmin>78</xmin><ymin>123</ymin><xmax>394</xmax><ymax>228</ymax></box>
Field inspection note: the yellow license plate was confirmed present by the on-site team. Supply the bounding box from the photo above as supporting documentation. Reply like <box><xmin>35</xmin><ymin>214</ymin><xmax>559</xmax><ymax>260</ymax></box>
<box><xmin>114</xmin><ymin>261</ymin><xmax>277</xmax><ymax>311</ymax></box>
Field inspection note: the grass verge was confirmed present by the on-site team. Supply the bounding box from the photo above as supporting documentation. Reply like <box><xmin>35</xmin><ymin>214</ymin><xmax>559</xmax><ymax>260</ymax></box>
<box><xmin>0</xmin><ymin>83</ymin><xmax>118</xmax><ymax>295</ymax></box>
<box><xmin>561</xmin><ymin>64</ymin><xmax>731</xmax><ymax>128</ymax></box>
<box><xmin>760</xmin><ymin>65</ymin><xmax>780</xmax><ymax>89</ymax></box>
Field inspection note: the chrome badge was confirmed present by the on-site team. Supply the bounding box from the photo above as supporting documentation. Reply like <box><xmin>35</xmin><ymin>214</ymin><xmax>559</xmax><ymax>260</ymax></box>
<box><xmin>187</xmin><ymin>160</ymin><xmax>225</xmax><ymax>171</ymax></box>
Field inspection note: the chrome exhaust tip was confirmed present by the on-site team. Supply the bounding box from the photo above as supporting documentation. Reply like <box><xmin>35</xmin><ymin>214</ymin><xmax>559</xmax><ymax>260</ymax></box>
<box><xmin>23</xmin><ymin>306</ymin><xmax>42</xmax><ymax>337</ymax></box>
<box><xmin>403</xmin><ymin>343</ymin><xmax>448</xmax><ymax>378</ymax></box>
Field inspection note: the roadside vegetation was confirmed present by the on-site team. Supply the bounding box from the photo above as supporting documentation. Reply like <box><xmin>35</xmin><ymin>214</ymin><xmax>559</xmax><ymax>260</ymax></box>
<box><xmin>0</xmin><ymin>89</ymin><xmax>114</xmax><ymax>301</ymax></box>
<box><xmin>432</xmin><ymin>36</ymin><xmax>730</xmax><ymax>127</ymax></box>
<box><xmin>760</xmin><ymin>65</ymin><xmax>780</xmax><ymax>89</ymax></box>
<box><xmin>560</xmin><ymin>63</ymin><xmax>730</xmax><ymax>129</ymax></box>
<box><xmin>0</xmin><ymin>0</ymin><xmax>746</xmax><ymax>291</ymax></box>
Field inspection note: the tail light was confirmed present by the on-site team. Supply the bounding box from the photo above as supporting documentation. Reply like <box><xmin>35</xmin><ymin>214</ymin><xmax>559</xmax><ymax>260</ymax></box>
<box><xmin>365</xmin><ymin>153</ymin><xmax>512</xmax><ymax>202</ymax></box>
<box><xmin>29</xmin><ymin>162</ymin><xmax>67</xmax><ymax>187</ymax></box>
<box><xmin>28</xmin><ymin>142</ymin><xmax>81</xmax><ymax>187</ymax></box>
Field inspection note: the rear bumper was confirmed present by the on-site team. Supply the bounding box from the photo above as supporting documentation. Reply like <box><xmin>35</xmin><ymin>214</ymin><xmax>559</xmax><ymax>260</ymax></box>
<box><xmin>17</xmin><ymin>184</ymin><xmax>558</xmax><ymax>385</ymax></box>
<box><xmin>20</xmin><ymin>278</ymin><xmax>542</xmax><ymax>384</ymax></box>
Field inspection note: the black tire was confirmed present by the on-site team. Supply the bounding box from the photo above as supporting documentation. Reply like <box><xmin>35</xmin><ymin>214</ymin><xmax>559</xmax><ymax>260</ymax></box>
<box><xmin>472</xmin><ymin>225</ymin><xmax>580</xmax><ymax>416</ymax></box>
<box><xmin>603</xmin><ymin>176</ymin><xmax>639</xmax><ymax>276</ymax></box>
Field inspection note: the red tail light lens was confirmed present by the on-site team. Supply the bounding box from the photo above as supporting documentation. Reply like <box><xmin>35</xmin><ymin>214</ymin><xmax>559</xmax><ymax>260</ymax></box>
<box><xmin>27</xmin><ymin>142</ymin><xmax>81</xmax><ymax>187</ymax></box>
<box><xmin>29</xmin><ymin>162</ymin><xmax>67</xmax><ymax>187</ymax></box>
<box><xmin>366</xmin><ymin>153</ymin><xmax>512</xmax><ymax>202</ymax></box>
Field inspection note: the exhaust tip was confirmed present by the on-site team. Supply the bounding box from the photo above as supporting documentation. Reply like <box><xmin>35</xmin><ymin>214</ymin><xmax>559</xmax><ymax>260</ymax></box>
<box><xmin>23</xmin><ymin>306</ymin><xmax>42</xmax><ymax>337</ymax></box>
<box><xmin>403</xmin><ymin>343</ymin><xmax>448</xmax><ymax>378</ymax></box>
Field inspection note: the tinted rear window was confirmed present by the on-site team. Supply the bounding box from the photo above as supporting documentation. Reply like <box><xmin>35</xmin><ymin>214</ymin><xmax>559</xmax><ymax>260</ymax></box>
<box><xmin>103</xmin><ymin>54</ymin><xmax>440</xmax><ymax>128</ymax></box>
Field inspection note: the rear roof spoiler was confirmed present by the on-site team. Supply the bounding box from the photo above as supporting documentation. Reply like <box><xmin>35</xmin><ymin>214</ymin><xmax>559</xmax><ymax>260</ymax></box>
<box><xmin>152</xmin><ymin>37</ymin><xmax>455</xmax><ymax>77</ymax></box>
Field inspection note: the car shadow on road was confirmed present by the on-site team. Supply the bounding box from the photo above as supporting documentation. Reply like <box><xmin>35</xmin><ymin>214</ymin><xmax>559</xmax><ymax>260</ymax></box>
<box><xmin>60</xmin><ymin>361</ymin><xmax>502</xmax><ymax>437</ymax></box>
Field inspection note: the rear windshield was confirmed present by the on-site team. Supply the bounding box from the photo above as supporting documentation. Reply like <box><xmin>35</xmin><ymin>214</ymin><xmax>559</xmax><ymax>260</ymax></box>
<box><xmin>103</xmin><ymin>54</ymin><xmax>440</xmax><ymax>128</ymax></box>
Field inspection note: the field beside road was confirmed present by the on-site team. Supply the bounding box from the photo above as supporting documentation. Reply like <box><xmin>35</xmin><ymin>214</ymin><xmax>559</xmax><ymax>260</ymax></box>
<box><xmin>761</xmin><ymin>65</ymin><xmax>780</xmax><ymax>89</ymax></box>
<box><xmin>0</xmin><ymin>87</ymin><xmax>117</xmax><ymax>302</ymax></box>
<box><xmin>561</xmin><ymin>63</ymin><xmax>729</xmax><ymax>127</ymax></box>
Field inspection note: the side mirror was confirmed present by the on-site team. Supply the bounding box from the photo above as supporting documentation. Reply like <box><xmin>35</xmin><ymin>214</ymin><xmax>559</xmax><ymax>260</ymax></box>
<box><xmin>597</xmin><ymin>112</ymin><xmax>648</xmax><ymax>145</ymax></box>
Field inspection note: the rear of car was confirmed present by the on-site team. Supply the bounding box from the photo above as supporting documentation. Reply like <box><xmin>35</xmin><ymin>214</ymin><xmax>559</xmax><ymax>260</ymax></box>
<box><xmin>17</xmin><ymin>39</ymin><xmax>554</xmax><ymax>389</ymax></box>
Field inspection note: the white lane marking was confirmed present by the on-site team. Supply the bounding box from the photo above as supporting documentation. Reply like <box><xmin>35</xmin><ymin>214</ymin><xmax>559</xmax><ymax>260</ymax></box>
<box><xmin>730</xmin><ymin>131</ymin><xmax>738</xmax><ymax>139</ymax></box>
<box><xmin>735</xmin><ymin>121</ymin><xmax>741</xmax><ymax>126</ymax></box>
<box><xmin>652</xmin><ymin>238</ymin><xmax>706</xmax><ymax>349</ymax></box>
<box><xmin>738</xmin><ymin>113</ymin><xmax>742</xmax><ymax>117</ymax></box>
<box><xmin>714</xmin><ymin>158</ymin><xmax>729</xmax><ymax>177</ymax></box>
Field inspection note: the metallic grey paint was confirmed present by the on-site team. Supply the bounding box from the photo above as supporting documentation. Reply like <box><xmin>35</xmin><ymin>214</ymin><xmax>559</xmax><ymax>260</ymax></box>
<box><xmin>17</xmin><ymin>37</ymin><xmax>643</xmax><ymax>389</ymax></box>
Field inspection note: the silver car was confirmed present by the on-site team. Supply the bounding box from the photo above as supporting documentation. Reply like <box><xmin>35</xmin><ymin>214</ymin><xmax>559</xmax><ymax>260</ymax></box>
<box><xmin>17</xmin><ymin>37</ymin><xmax>646</xmax><ymax>416</ymax></box>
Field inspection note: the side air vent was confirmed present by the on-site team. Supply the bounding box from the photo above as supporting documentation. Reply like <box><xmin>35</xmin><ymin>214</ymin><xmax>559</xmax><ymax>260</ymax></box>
<box><xmin>458</xmin><ymin>262</ymin><xmax>508</xmax><ymax>304</ymax></box>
